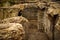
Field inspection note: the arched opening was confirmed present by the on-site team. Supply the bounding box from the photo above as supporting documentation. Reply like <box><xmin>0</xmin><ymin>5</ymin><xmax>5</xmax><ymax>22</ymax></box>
<box><xmin>18</xmin><ymin>10</ymin><xmax>22</xmax><ymax>16</ymax></box>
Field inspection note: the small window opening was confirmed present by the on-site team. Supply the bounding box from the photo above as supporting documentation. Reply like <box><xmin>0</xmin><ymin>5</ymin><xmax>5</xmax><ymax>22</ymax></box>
<box><xmin>41</xmin><ymin>8</ymin><xmax>46</xmax><ymax>11</ymax></box>
<box><xmin>18</xmin><ymin>10</ymin><xmax>22</xmax><ymax>16</ymax></box>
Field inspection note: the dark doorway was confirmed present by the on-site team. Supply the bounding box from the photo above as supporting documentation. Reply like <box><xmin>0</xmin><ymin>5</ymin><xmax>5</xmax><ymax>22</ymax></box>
<box><xmin>18</xmin><ymin>10</ymin><xmax>22</xmax><ymax>16</ymax></box>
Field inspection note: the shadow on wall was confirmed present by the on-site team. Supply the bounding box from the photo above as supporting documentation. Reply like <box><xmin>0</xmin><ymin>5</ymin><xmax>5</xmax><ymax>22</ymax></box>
<box><xmin>18</xmin><ymin>10</ymin><xmax>22</xmax><ymax>16</ymax></box>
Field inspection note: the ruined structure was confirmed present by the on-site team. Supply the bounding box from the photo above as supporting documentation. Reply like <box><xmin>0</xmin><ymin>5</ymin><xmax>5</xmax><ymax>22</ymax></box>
<box><xmin>0</xmin><ymin>23</ymin><xmax>25</xmax><ymax>40</ymax></box>
<box><xmin>2</xmin><ymin>16</ymin><xmax>30</xmax><ymax>40</ymax></box>
<box><xmin>0</xmin><ymin>0</ymin><xmax>60</xmax><ymax>40</ymax></box>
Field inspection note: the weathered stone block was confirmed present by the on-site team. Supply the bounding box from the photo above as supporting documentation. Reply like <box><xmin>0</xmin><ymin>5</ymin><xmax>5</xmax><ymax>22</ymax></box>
<box><xmin>0</xmin><ymin>23</ymin><xmax>25</xmax><ymax>40</ymax></box>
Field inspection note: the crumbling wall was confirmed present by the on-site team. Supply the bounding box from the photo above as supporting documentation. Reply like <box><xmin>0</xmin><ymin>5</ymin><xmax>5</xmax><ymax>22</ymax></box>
<box><xmin>2</xmin><ymin>16</ymin><xmax>30</xmax><ymax>40</ymax></box>
<box><xmin>44</xmin><ymin>4</ymin><xmax>60</xmax><ymax>40</ymax></box>
<box><xmin>0</xmin><ymin>23</ymin><xmax>25</xmax><ymax>40</ymax></box>
<box><xmin>0</xmin><ymin>0</ymin><xmax>60</xmax><ymax>40</ymax></box>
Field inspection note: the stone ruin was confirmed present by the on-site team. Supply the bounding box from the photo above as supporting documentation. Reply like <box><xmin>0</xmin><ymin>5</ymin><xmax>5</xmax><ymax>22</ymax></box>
<box><xmin>0</xmin><ymin>0</ymin><xmax>60</xmax><ymax>40</ymax></box>
<box><xmin>1</xmin><ymin>16</ymin><xmax>30</xmax><ymax>40</ymax></box>
<box><xmin>0</xmin><ymin>23</ymin><xmax>25</xmax><ymax>40</ymax></box>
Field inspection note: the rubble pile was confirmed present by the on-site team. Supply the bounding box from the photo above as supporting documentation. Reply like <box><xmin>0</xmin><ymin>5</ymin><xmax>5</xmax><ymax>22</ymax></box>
<box><xmin>0</xmin><ymin>0</ymin><xmax>60</xmax><ymax>40</ymax></box>
<box><xmin>2</xmin><ymin>16</ymin><xmax>30</xmax><ymax>40</ymax></box>
<box><xmin>2</xmin><ymin>16</ymin><xmax>29</xmax><ymax>31</ymax></box>
<box><xmin>0</xmin><ymin>23</ymin><xmax>25</xmax><ymax>40</ymax></box>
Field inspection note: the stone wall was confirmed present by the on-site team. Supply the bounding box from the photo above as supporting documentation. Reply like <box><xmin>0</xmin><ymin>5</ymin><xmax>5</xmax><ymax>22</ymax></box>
<box><xmin>0</xmin><ymin>0</ymin><xmax>60</xmax><ymax>40</ymax></box>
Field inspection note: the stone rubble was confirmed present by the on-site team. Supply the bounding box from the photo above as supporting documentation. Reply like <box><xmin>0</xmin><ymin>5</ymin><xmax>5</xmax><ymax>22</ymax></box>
<box><xmin>0</xmin><ymin>23</ymin><xmax>25</xmax><ymax>40</ymax></box>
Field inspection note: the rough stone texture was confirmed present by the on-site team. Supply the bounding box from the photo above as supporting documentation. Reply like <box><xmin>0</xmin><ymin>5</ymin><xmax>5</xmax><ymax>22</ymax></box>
<box><xmin>28</xmin><ymin>31</ymin><xmax>49</xmax><ymax>40</ymax></box>
<box><xmin>2</xmin><ymin>16</ymin><xmax>30</xmax><ymax>40</ymax></box>
<box><xmin>47</xmin><ymin>3</ymin><xmax>60</xmax><ymax>16</ymax></box>
<box><xmin>0</xmin><ymin>23</ymin><xmax>25</xmax><ymax>40</ymax></box>
<box><xmin>43</xmin><ymin>11</ymin><xmax>52</xmax><ymax>40</ymax></box>
<box><xmin>0</xmin><ymin>8</ymin><xmax>20</xmax><ymax>19</ymax></box>
<box><xmin>22</xmin><ymin>4</ymin><xmax>50</xmax><ymax>40</ymax></box>
<box><xmin>45</xmin><ymin>4</ymin><xmax>60</xmax><ymax>40</ymax></box>
<box><xmin>54</xmin><ymin>17</ymin><xmax>60</xmax><ymax>40</ymax></box>
<box><xmin>0</xmin><ymin>1</ymin><xmax>60</xmax><ymax>40</ymax></box>
<box><xmin>22</xmin><ymin>7</ymin><xmax>38</xmax><ymax>20</ymax></box>
<box><xmin>2</xmin><ymin>16</ymin><xmax>29</xmax><ymax>28</ymax></box>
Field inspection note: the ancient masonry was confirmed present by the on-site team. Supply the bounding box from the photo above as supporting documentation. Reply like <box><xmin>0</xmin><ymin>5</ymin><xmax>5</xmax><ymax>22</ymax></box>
<box><xmin>0</xmin><ymin>0</ymin><xmax>60</xmax><ymax>40</ymax></box>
